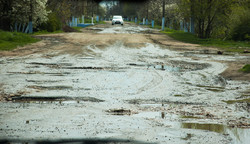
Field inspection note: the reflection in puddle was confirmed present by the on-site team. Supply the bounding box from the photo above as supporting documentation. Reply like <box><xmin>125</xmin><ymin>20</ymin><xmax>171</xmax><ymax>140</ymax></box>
<box><xmin>222</xmin><ymin>98</ymin><xmax>250</xmax><ymax>104</ymax></box>
<box><xmin>182</xmin><ymin>123</ymin><xmax>225</xmax><ymax>133</ymax></box>
<box><xmin>181</xmin><ymin>123</ymin><xmax>250</xmax><ymax>144</ymax></box>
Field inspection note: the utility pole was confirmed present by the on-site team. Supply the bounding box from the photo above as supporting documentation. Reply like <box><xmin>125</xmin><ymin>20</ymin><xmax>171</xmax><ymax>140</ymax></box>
<box><xmin>162</xmin><ymin>0</ymin><xmax>165</xmax><ymax>31</ymax></box>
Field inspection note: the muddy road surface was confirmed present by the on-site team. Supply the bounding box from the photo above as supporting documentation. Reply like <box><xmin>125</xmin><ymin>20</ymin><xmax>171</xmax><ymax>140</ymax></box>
<box><xmin>0</xmin><ymin>22</ymin><xmax>250</xmax><ymax>144</ymax></box>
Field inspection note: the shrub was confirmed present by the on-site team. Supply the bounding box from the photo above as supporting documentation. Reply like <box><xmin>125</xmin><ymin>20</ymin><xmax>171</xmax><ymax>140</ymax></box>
<box><xmin>39</xmin><ymin>12</ymin><xmax>61</xmax><ymax>32</ymax></box>
<box><xmin>232</xmin><ymin>16</ymin><xmax>250</xmax><ymax>41</ymax></box>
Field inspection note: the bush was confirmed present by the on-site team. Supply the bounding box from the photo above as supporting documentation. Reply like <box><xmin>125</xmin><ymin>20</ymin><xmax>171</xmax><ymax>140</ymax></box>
<box><xmin>39</xmin><ymin>12</ymin><xmax>61</xmax><ymax>32</ymax></box>
<box><xmin>232</xmin><ymin>16</ymin><xmax>250</xmax><ymax>41</ymax></box>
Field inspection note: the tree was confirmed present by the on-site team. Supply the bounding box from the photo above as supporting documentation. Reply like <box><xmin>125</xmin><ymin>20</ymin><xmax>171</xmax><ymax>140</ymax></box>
<box><xmin>0</xmin><ymin>0</ymin><xmax>49</xmax><ymax>31</ymax></box>
<box><xmin>178</xmin><ymin>0</ymin><xmax>238</xmax><ymax>39</ymax></box>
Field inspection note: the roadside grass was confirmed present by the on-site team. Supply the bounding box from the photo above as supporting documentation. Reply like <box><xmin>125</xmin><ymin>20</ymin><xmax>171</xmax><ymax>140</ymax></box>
<box><xmin>72</xmin><ymin>27</ymin><xmax>82</xmax><ymax>32</ymax></box>
<box><xmin>0</xmin><ymin>30</ymin><xmax>40</xmax><ymax>51</ymax></box>
<box><xmin>240</xmin><ymin>64</ymin><xmax>250</xmax><ymax>73</ymax></box>
<box><xmin>98</xmin><ymin>21</ymin><xmax>106</xmax><ymax>24</ymax></box>
<box><xmin>162</xmin><ymin>29</ymin><xmax>250</xmax><ymax>53</ymax></box>
<box><xmin>33</xmin><ymin>30</ymin><xmax>63</xmax><ymax>35</ymax></box>
<box><xmin>142</xmin><ymin>23</ymin><xmax>250</xmax><ymax>53</ymax></box>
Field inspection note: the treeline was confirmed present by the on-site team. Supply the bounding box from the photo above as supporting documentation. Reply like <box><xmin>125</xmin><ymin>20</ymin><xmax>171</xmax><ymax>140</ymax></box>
<box><xmin>109</xmin><ymin>0</ymin><xmax>250</xmax><ymax>41</ymax></box>
<box><xmin>0</xmin><ymin>0</ymin><xmax>104</xmax><ymax>33</ymax></box>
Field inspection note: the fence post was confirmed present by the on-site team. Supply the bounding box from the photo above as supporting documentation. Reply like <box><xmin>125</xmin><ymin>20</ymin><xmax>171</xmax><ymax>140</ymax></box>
<box><xmin>22</xmin><ymin>24</ymin><xmax>26</xmax><ymax>33</ymax></box>
<box><xmin>169</xmin><ymin>20</ymin><xmax>172</xmax><ymax>29</ymax></box>
<box><xmin>184</xmin><ymin>20</ymin><xmax>188</xmax><ymax>32</ymax></box>
<box><xmin>18</xmin><ymin>23</ymin><xmax>22</xmax><ymax>32</ymax></box>
<box><xmin>75</xmin><ymin>18</ymin><xmax>78</xmax><ymax>26</ymax></box>
<box><xmin>180</xmin><ymin>21</ymin><xmax>183</xmax><ymax>31</ymax></box>
<box><xmin>15</xmin><ymin>22</ymin><xmax>17</xmax><ymax>32</ymax></box>
<box><xmin>190</xmin><ymin>17</ymin><xmax>195</xmax><ymax>34</ymax></box>
<box><xmin>152</xmin><ymin>20</ymin><xmax>154</xmax><ymax>28</ymax></box>
<box><xmin>28</xmin><ymin>21</ymin><xmax>33</xmax><ymax>34</ymax></box>
<box><xmin>96</xmin><ymin>16</ymin><xmax>99</xmax><ymax>23</ymax></box>
<box><xmin>25</xmin><ymin>24</ymin><xmax>29</xmax><ymax>33</ymax></box>
<box><xmin>162</xmin><ymin>17</ymin><xmax>165</xmax><ymax>31</ymax></box>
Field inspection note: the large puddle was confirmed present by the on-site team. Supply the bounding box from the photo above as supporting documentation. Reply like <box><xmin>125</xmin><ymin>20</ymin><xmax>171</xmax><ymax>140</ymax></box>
<box><xmin>133</xmin><ymin>111</ymin><xmax>249</xmax><ymax>144</ymax></box>
<box><xmin>182</xmin><ymin>123</ymin><xmax>250</xmax><ymax>144</ymax></box>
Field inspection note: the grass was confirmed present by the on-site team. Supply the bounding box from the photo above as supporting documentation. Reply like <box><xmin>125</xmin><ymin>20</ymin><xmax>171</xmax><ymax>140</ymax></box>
<box><xmin>72</xmin><ymin>27</ymin><xmax>82</xmax><ymax>32</ymax></box>
<box><xmin>162</xmin><ymin>28</ymin><xmax>250</xmax><ymax>53</ymax></box>
<box><xmin>240</xmin><ymin>64</ymin><xmax>250</xmax><ymax>73</ymax></box>
<box><xmin>98</xmin><ymin>21</ymin><xmax>106</xmax><ymax>24</ymax></box>
<box><xmin>0</xmin><ymin>30</ymin><xmax>40</xmax><ymax>51</ymax></box>
<box><xmin>142</xmin><ymin>23</ymin><xmax>250</xmax><ymax>53</ymax></box>
<box><xmin>33</xmin><ymin>30</ymin><xmax>63</xmax><ymax>35</ymax></box>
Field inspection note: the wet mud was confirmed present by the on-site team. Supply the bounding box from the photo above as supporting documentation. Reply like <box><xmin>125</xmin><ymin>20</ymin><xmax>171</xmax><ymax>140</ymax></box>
<box><xmin>0</xmin><ymin>22</ymin><xmax>249</xmax><ymax>144</ymax></box>
<box><xmin>11</xmin><ymin>96</ymin><xmax>104</xmax><ymax>103</ymax></box>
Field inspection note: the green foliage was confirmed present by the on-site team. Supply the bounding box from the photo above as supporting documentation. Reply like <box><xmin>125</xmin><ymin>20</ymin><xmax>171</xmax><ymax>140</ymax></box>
<box><xmin>0</xmin><ymin>30</ymin><xmax>39</xmax><ymax>51</ymax></box>
<box><xmin>178</xmin><ymin>0</ymin><xmax>238</xmax><ymax>39</ymax></box>
<box><xmin>39</xmin><ymin>12</ymin><xmax>61</xmax><ymax>32</ymax></box>
<box><xmin>231</xmin><ymin>15</ymin><xmax>250</xmax><ymax>41</ymax></box>
<box><xmin>240</xmin><ymin>64</ymin><xmax>250</xmax><ymax>73</ymax></box>
<box><xmin>161</xmin><ymin>28</ymin><xmax>250</xmax><ymax>53</ymax></box>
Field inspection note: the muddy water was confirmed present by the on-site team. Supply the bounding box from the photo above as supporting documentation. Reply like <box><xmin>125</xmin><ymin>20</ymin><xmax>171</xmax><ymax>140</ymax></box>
<box><xmin>0</xmin><ymin>24</ymin><xmax>249</xmax><ymax>144</ymax></box>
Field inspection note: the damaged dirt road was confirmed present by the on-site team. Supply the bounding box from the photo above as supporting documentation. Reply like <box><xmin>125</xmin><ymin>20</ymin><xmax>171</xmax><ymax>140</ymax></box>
<box><xmin>0</xmin><ymin>22</ymin><xmax>250</xmax><ymax>144</ymax></box>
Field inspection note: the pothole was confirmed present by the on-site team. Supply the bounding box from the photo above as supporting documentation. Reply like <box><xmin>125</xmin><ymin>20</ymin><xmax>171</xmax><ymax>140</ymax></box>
<box><xmin>127</xmin><ymin>99</ymin><xmax>206</xmax><ymax>105</ymax></box>
<box><xmin>11</xmin><ymin>96</ymin><xmax>104</xmax><ymax>103</ymax></box>
<box><xmin>127</xmin><ymin>63</ymin><xmax>179</xmax><ymax>72</ymax></box>
<box><xmin>8</xmin><ymin>71</ymin><xmax>70</xmax><ymax>76</ymax></box>
<box><xmin>28</xmin><ymin>62</ymin><xmax>72</xmax><ymax>66</ymax></box>
<box><xmin>62</xmin><ymin>66</ymin><xmax>128</xmax><ymax>71</ymax></box>
<box><xmin>106</xmin><ymin>109</ymin><xmax>135</xmax><ymax>115</ymax></box>
<box><xmin>222</xmin><ymin>98</ymin><xmax>250</xmax><ymax>104</ymax></box>
<box><xmin>27</xmin><ymin>85</ymin><xmax>73</xmax><ymax>90</ymax></box>
<box><xmin>169</xmin><ymin>60</ymin><xmax>210</xmax><ymax>71</ymax></box>
<box><xmin>182</xmin><ymin>123</ymin><xmax>226</xmax><ymax>133</ymax></box>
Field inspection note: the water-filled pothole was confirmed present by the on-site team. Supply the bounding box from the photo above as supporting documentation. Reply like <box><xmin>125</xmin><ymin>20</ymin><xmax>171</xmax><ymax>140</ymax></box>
<box><xmin>169</xmin><ymin>60</ymin><xmax>210</xmax><ymax>71</ymax></box>
<box><xmin>182</xmin><ymin>123</ymin><xmax>225</xmax><ymax>133</ymax></box>
<box><xmin>11</xmin><ymin>96</ymin><xmax>104</xmax><ymax>103</ymax></box>
<box><xmin>222</xmin><ymin>98</ymin><xmax>250</xmax><ymax>104</ymax></box>
<box><xmin>28</xmin><ymin>85</ymin><xmax>73</xmax><ymax>90</ymax></box>
<box><xmin>106</xmin><ymin>109</ymin><xmax>134</xmax><ymax>115</ymax></box>
<box><xmin>127</xmin><ymin>63</ymin><xmax>179</xmax><ymax>72</ymax></box>
<box><xmin>127</xmin><ymin>99</ymin><xmax>206</xmax><ymax>105</ymax></box>
<box><xmin>181</xmin><ymin>122</ymin><xmax>250</xmax><ymax>144</ymax></box>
